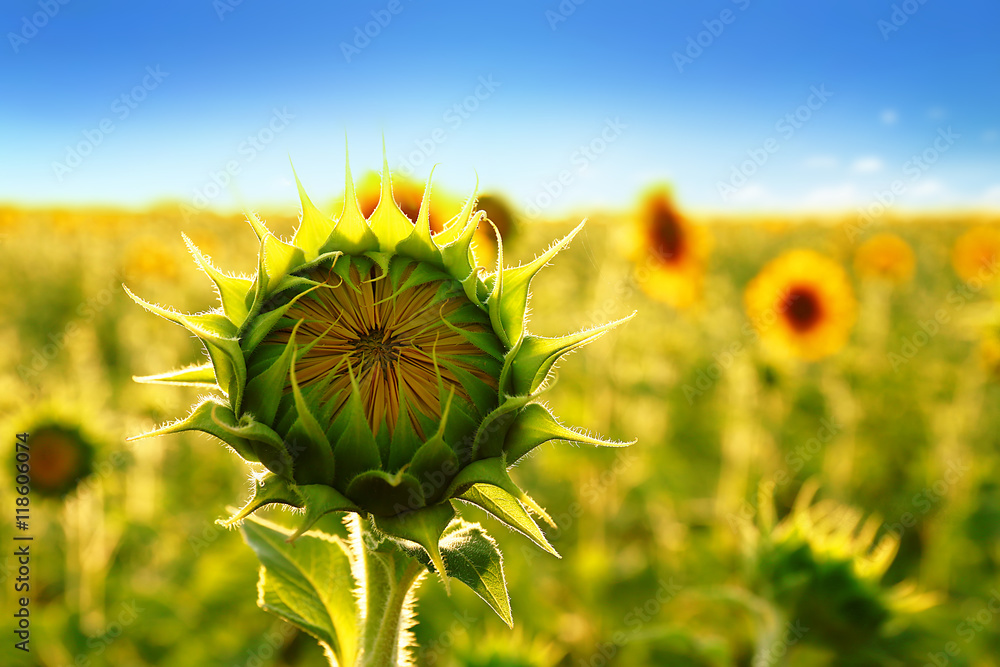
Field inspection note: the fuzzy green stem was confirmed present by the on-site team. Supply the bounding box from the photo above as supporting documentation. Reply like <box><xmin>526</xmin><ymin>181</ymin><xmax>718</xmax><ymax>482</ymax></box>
<box><xmin>354</xmin><ymin>520</ymin><xmax>424</xmax><ymax>667</ymax></box>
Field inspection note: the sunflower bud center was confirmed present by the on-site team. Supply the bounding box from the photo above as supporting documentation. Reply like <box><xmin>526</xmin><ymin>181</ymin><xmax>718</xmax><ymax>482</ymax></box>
<box><xmin>353</xmin><ymin>327</ymin><xmax>403</xmax><ymax>373</ymax></box>
<box><xmin>258</xmin><ymin>259</ymin><xmax>500</xmax><ymax>440</ymax></box>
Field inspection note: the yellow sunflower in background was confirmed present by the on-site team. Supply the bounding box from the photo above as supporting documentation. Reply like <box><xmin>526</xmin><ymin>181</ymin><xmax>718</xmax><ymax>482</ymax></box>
<box><xmin>341</xmin><ymin>170</ymin><xmax>501</xmax><ymax>267</ymax></box>
<box><xmin>854</xmin><ymin>233</ymin><xmax>915</xmax><ymax>284</ymax></box>
<box><xmin>122</xmin><ymin>236</ymin><xmax>180</xmax><ymax>282</ymax></box>
<box><xmin>951</xmin><ymin>225</ymin><xmax>1000</xmax><ymax>283</ymax></box>
<box><xmin>745</xmin><ymin>249</ymin><xmax>856</xmax><ymax>361</ymax></box>
<box><xmin>630</xmin><ymin>186</ymin><xmax>711</xmax><ymax>309</ymax></box>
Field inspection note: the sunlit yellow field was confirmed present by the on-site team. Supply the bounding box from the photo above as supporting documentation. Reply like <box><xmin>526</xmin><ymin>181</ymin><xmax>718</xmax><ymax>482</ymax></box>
<box><xmin>2</xmin><ymin>198</ymin><xmax>1000</xmax><ymax>666</ymax></box>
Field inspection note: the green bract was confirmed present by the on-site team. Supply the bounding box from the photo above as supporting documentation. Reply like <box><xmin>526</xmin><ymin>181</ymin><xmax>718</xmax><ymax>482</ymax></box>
<box><xmin>127</xmin><ymin>149</ymin><xmax>633</xmax><ymax>606</ymax></box>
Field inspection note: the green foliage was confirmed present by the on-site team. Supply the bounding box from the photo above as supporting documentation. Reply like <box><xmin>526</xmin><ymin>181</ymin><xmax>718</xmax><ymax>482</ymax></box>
<box><xmin>241</xmin><ymin>517</ymin><xmax>360</xmax><ymax>665</ymax></box>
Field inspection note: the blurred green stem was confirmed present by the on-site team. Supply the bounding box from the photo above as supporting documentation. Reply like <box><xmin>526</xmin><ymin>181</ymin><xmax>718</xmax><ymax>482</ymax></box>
<box><xmin>355</xmin><ymin>520</ymin><xmax>423</xmax><ymax>667</ymax></box>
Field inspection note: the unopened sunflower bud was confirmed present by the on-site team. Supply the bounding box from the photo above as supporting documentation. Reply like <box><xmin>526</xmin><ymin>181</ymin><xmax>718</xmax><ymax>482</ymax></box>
<box><xmin>127</xmin><ymin>146</ymin><xmax>635</xmax><ymax>571</ymax></box>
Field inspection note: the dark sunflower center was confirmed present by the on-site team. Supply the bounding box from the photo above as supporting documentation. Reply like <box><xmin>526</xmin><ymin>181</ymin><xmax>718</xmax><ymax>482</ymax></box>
<box><xmin>784</xmin><ymin>286</ymin><xmax>823</xmax><ymax>332</ymax></box>
<box><xmin>647</xmin><ymin>197</ymin><xmax>686</xmax><ymax>263</ymax></box>
<box><xmin>31</xmin><ymin>430</ymin><xmax>85</xmax><ymax>492</ymax></box>
<box><xmin>353</xmin><ymin>327</ymin><xmax>403</xmax><ymax>372</ymax></box>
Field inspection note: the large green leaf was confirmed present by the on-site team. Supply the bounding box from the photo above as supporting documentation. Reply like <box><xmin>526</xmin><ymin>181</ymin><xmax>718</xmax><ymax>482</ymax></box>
<box><xmin>439</xmin><ymin>521</ymin><xmax>512</xmax><ymax>627</ymax></box>
<box><xmin>240</xmin><ymin>516</ymin><xmax>359</xmax><ymax>666</ymax></box>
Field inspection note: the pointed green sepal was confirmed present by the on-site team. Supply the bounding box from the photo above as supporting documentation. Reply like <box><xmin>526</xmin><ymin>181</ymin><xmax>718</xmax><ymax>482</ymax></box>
<box><xmin>433</xmin><ymin>181</ymin><xmax>478</xmax><ymax>248</ymax></box>
<box><xmin>457</xmin><ymin>483</ymin><xmax>559</xmax><ymax>557</ymax></box>
<box><xmin>288</xmin><ymin>321</ymin><xmax>337</xmax><ymax>482</ymax></box>
<box><xmin>396</xmin><ymin>167</ymin><xmax>442</xmax><ymax>264</ymax></box>
<box><xmin>244</xmin><ymin>338</ymin><xmax>297</xmax><ymax>427</ymax></box>
<box><xmin>133</xmin><ymin>363</ymin><xmax>218</xmax><ymax>388</ymax></box>
<box><xmin>489</xmin><ymin>220</ymin><xmax>586</xmax><ymax>347</ymax></box>
<box><xmin>368</xmin><ymin>147</ymin><xmax>415</xmax><ymax>253</ymax></box>
<box><xmin>245</xmin><ymin>209</ymin><xmax>272</xmax><ymax>241</ymax></box>
<box><xmin>257</xmin><ymin>218</ymin><xmax>307</xmax><ymax>289</ymax></box>
<box><xmin>444</xmin><ymin>456</ymin><xmax>555</xmax><ymax>527</ymax></box>
<box><xmin>126</xmin><ymin>398</ymin><xmax>260</xmax><ymax>464</ymax></box>
<box><xmin>441</xmin><ymin>210</ymin><xmax>486</xmax><ymax>285</ymax></box>
<box><xmin>291</xmin><ymin>164</ymin><xmax>337</xmax><ymax>260</ymax></box>
<box><xmin>288</xmin><ymin>484</ymin><xmax>361</xmax><ymax>542</ymax></box>
<box><xmin>346</xmin><ymin>469</ymin><xmax>424</xmax><ymax>516</ymax></box>
<box><xmin>485</xmin><ymin>219</ymin><xmax>507</xmax><ymax>342</ymax></box>
<box><xmin>461</xmin><ymin>267</ymin><xmax>483</xmax><ymax>307</ymax></box>
<box><xmin>220</xmin><ymin>472</ymin><xmax>304</xmax><ymax>527</ymax></box>
<box><xmin>240</xmin><ymin>283</ymin><xmax>330</xmax><ymax>356</ymax></box>
<box><xmin>363</xmin><ymin>250</ymin><xmax>393</xmax><ymax>278</ymax></box>
<box><xmin>504</xmin><ymin>403</ymin><xmax>634</xmax><ymax>465</ymax></box>
<box><xmin>509</xmin><ymin>312</ymin><xmax>635</xmax><ymax>396</ymax></box>
<box><xmin>210</xmin><ymin>404</ymin><xmax>292</xmax><ymax>478</ymax></box>
<box><xmin>387</xmin><ymin>392</ymin><xmax>422</xmax><ymax>471</ymax></box>
<box><xmin>331</xmin><ymin>365</ymin><xmax>382</xmax><ymax>488</ymax></box>
<box><xmin>409</xmin><ymin>403</ymin><xmax>460</xmax><ymax>506</ymax></box>
<box><xmin>373</xmin><ymin>501</ymin><xmax>456</xmax><ymax>592</ymax></box>
<box><xmin>322</xmin><ymin>150</ymin><xmax>379</xmax><ymax>255</ymax></box>
<box><xmin>122</xmin><ymin>286</ymin><xmax>247</xmax><ymax>412</ymax></box>
<box><xmin>182</xmin><ymin>233</ymin><xmax>253</xmax><ymax>326</ymax></box>
<box><xmin>471</xmin><ymin>393</ymin><xmax>533</xmax><ymax>460</ymax></box>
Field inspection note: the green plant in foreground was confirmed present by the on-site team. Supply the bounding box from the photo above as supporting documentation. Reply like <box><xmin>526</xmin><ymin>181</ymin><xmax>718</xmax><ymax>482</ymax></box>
<box><xmin>126</xmin><ymin>148</ymin><xmax>634</xmax><ymax>666</ymax></box>
<box><xmin>743</xmin><ymin>482</ymin><xmax>941</xmax><ymax>665</ymax></box>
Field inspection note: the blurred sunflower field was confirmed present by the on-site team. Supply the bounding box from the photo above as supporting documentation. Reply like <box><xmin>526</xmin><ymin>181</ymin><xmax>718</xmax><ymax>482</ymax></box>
<box><xmin>3</xmin><ymin>189</ymin><xmax>1000</xmax><ymax>665</ymax></box>
<box><xmin>5</xmin><ymin>1</ymin><xmax>1000</xmax><ymax>665</ymax></box>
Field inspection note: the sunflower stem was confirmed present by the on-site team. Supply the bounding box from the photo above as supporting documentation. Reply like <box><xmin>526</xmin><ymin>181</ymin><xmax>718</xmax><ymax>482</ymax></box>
<box><xmin>355</xmin><ymin>519</ymin><xmax>424</xmax><ymax>667</ymax></box>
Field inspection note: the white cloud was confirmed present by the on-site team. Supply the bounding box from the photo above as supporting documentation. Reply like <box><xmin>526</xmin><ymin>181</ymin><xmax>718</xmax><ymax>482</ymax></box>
<box><xmin>851</xmin><ymin>156</ymin><xmax>884</xmax><ymax>174</ymax></box>
<box><xmin>983</xmin><ymin>129</ymin><xmax>998</xmax><ymax>143</ymax></box>
<box><xmin>880</xmin><ymin>109</ymin><xmax>899</xmax><ymax>125</ymax></box>
<box><xmin>928</xmin><ymin>107</ymin><xmax>947</xmax><ymax>120</ymax></box>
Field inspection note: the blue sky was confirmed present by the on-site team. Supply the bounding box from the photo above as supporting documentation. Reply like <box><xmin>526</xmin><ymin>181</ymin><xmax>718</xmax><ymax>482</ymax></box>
<box><xmin>2</xmin><ymin>0</ymin><xmax>998</xmax><ymax>215</ymax></box>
